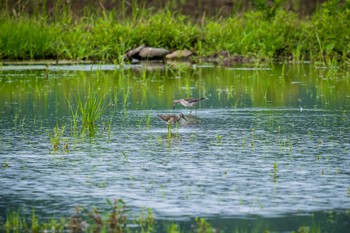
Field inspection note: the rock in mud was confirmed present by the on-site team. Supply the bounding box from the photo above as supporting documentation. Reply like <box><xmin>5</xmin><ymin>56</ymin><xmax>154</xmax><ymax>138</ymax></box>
<box><xmin>124</xmin><ymin>45</ymin><xmax>169</xmax><ymax>60</ymax></box>
<box><xmin>138</xmin><ymin>47</ymin><xmax>169</xmax><ymax>60</ymax></box>
<box><xmin>166</xmin><ymin>50</ymin><xmax>193</xmax><ymax>59</ymax></box>
<box><xmin>124</xmin><ymin>44</ymin><xmax>146</xmax><ymax>60</ymax></box>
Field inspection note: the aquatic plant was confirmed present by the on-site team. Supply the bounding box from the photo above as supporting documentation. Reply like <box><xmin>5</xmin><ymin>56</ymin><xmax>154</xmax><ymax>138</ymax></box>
<box><xmin>0</xmin><ymin>205</ymin><xmax>329</xmax><ymax>233</ymax></box>
<box><xmin>31</xmin><ymin>210</ymin><xmax>39</xmax><ymax>232</ymax></box>
<box><xmin>107</xmin><ymin>115</ymin><xmax>114</xmax><ymax>142</ymax></box>
<box><xmin>78</xmin><ymin>89</ymin><xmax>108</xmax><ymax>128</ymax></box>
<box><xmin>195</xmin><ymin>217</ymin><xmax>215</xmax><ymax>233</ymax></box>
<box><xmin>251</xmin><ymin>128</ymin><xmax>255</xmax><ymax>147</ymax></box>
<box><xmin>62</xmin><ymin>138</ymin><xmax>69</xmax><ymax>152</ymax></box>
<box><xmin>167</xmin><ymin>124</ymin><xmax>173</xmax><ymax>140</ymax></box>
<box><xmin>241</xmin><ymin>136</ymin><xmax>247</xmax><ymax>149</ymax></box>
<box><xmin>68</xmin><ymin>206</ymin><xmax>84</xmax><ymax>232</ymax></box>
<box><xmin>146</xmin><ymin>111</ymin><xmax>152</xmax><ymax>130</ymax></box>
<box><xmin>308</xmin><ymin>129</ymin><xmax>312</xmax><ymax>140</ymax></box>
<box><xmin>134</xmin><ymin>207</ymin><xmax>155</xmax><ymax>233</ymax></box>
<box><xmin>68</xmin><ymin>88</ymin><xmax>109</xmax><ymax>137</ymax></box>
<box><xmin>273</xmin><ymin>162</ymin><xmax>278</xmax><ymax>180</ymax></box>
<box><xmin>122</xmin><ymin>151</ymin><xmax>128</xmax><ymax>163</ymax></box>
<box><xmin>4</xmin><ymin>209</ymin><xmax>26</xmax><ymax>232</ymax></box>
<box><xmin>87</xmin><ymin>199</ymin><xmax>128</xmax><ymax>233</ymax></box>
<box><xmin>47</xmin><ymin>125</ymin><xmax>66</xmax><ymax>151</ymax></box>
<box><xmin>216</xmin><ymin>134</ymin><xmax>222</xmax><ymax>144</ymax></box>
<box><xmin>166</xmin><ymin>223</ymin><xmax>181</xmax><ymax>233</ymax></box>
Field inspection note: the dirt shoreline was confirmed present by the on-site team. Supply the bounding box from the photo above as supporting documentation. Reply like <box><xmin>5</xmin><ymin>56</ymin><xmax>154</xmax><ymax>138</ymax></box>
<box><xmin>0</xmin><ymin>57</ymin><xmax>251</xmax><ymax>68</ymax></box>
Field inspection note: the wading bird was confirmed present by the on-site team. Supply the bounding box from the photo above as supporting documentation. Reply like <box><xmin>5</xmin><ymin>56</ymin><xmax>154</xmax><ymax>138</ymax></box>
<box><xmin>157</xmin><ymin>113</ymin><xmax>188</xmax><ymax>125</ymax></box>
<box><xmin>172</xmin><ymin>97</ymin><xmax>207</xmax><ymax>114</ymax></box>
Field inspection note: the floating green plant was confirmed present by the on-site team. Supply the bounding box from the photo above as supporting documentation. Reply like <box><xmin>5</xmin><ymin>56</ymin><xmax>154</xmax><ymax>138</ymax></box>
<box><xmin>216</xmin><ymin>134</ymin><xmax>222</xmax><ymax>144</ymax></box>
<box><xmin>2</xmin><ymin>161</ymin><xmax>9</xmax><ymax>168</ymax></box>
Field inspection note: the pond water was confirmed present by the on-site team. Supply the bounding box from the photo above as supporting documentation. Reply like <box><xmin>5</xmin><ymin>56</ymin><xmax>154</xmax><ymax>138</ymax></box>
<box><xmin>0</xmin><ymin>62</ymin><xmax>350</xmax><ymax>232</ymax></box>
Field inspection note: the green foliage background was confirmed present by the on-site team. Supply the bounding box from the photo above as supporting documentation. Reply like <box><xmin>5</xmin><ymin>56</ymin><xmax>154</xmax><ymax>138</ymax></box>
<box><xmin>0</xmin><ymin>0</ymin><xmax>349</xmax><ymax>63</ymax></box>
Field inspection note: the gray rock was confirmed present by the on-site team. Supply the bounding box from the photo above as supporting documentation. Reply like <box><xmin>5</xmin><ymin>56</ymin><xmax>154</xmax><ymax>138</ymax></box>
<box><xmin>166</xmin><ymin>50</ymin><xmax>193</xmax><ymax>59</ymax></box>
<box><xmin>131</xmin><ymin>58</ymin><xmax>140</xmax><ymax>64</ymax></box>
<box><xmin>125</xmin><ymin>44</ymin><xmax>146</xmax><ymax>59</ymax></box>
<box><xmin>138</xmin><ymin>47</ymin><xmax>169</xmax><ymax>60</ymax></box>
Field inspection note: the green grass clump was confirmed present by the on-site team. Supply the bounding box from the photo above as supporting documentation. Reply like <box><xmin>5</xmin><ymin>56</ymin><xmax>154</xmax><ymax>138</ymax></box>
<box><xmin>68</xmin><ymin>88</ymin><xmax>109</xmax><ymax>137</ymax></box>
<box><xmin>3</xmin><ymin>209</ymin><xmax>28</xmax><ymax>232</ymax></box>
<box><xmin>0</xmin><ymin>0</ymin><xmax>349</xmax><ymax>64</ymax></box>
<box><xmin>47</xmin><ymin>125</ymin><xmax>67</xmax><ymax>151</ymax></box>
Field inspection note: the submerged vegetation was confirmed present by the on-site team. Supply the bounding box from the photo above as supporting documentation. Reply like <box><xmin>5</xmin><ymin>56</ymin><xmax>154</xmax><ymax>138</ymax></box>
<box><xmin>0</xmin><ymin>0</ymin><xmax>349</xmax><ymax>64</ymax></box>
<box><xmin>1</xmin><ymin>201</ymin><xmax>325</xmax><ymax>233</ymax></box>
<box><xmin>47</xmin><ymin>125</ymin><xmax>68</xmax><ymax>151</ymax></box>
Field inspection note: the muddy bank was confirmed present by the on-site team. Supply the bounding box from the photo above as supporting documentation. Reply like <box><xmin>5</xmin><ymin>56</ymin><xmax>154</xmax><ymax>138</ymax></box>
<box><xmin>1</xmin><ymin>48</ymin><xmax>252</xmax><ymax>68</ymax></box>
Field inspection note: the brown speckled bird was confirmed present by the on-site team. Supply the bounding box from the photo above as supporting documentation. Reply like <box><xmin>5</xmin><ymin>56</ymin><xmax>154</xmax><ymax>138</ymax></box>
<box><xmin>173</xmin><ymin>97</ymin><xmax>207</xmax><ymax>114</ymax></box>
<box><xmin>157</xmin><ymin>113</ymin><xmax>188</xmax><ymax>125</ymax></box>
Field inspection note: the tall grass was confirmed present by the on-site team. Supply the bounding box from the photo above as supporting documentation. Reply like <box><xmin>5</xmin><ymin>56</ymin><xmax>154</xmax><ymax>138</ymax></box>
<box><xmin>0</xmin><ymin>17</ymin><xmax>57</xmax><ymax>59</ymax></box>
<box><xmin>68</xmin><ymin>87</ymin><xmax>109</xmax><ymax>137</ymax></box>
<box><xmin>0</xmin><ymin>0</ymin><xmax>349</xmax><ymax>63</ymax></box>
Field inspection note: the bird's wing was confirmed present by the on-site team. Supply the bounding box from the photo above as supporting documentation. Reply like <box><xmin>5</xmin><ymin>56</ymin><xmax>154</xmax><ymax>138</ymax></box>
<box><xmin>184</xmin><ymin>97</ymin><xmax>198</xmax><ymax>103</ymax></box>
<box><xmin>158</xmin><ymin>115</ymin><xmax>169</xmax><ymax>121</ymax></box>
<box><xmin>185</xmin><ymin>97</ymin><xmax>204</xmax><ymax>103</ymax></box>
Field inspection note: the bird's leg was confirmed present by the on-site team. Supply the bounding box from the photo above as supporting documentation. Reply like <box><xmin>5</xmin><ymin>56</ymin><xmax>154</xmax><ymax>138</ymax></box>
<box><xmin>167</xmin><ymin>124</ymin><xmax>172</xmax><ymax>139</ymax></box>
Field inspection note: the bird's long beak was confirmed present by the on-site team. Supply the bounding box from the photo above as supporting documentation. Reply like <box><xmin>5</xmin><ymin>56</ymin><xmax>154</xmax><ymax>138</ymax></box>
<box><xmin>182</xmin><ymin>115</ymin><xmax>188</xmax><ymax>122</ymax></box>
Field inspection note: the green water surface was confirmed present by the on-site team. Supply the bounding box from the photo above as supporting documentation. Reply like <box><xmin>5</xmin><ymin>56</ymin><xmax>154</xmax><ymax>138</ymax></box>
<box><xmin>0</xmin><ymin>62</ymin><xmax>349</xmax><ymax>232</ymax></box>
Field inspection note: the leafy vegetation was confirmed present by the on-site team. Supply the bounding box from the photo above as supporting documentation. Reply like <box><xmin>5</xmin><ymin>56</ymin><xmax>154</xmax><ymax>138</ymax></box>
<box><xmin>1</xmin><ymin>202</ymin><xmax>323</xmax><ymax>233</ymax></box>
<box><xmin>0</xmin><ymin>0</ymin><xmax>349</xmax><ymax>64</ymax></box>
<box><xmin>47</xmin><ymin>125</ymin><xmax>68</xmax><ymax>151</ymax></box>
<box><xmin>67</xmin><ymin>86</ymin><xmax>109</xmax><ymax>137</ymax></box>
